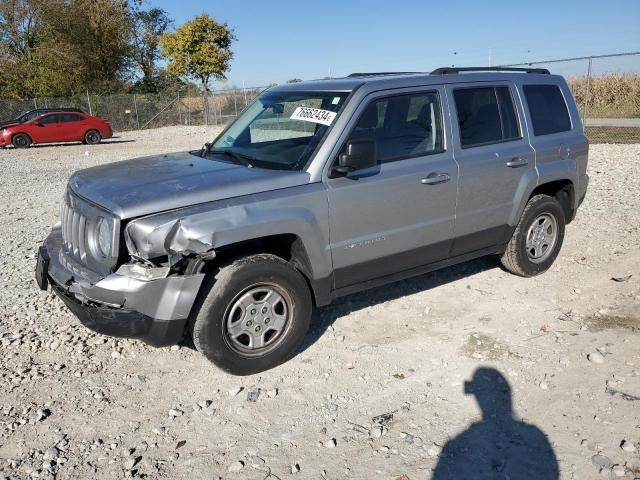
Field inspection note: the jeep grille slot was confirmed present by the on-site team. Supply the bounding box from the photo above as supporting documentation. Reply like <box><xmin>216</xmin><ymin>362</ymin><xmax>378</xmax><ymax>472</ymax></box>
<box><xmin>61</xmin><ymin>197</ymin><xmax>89</xmax><ymax>262</ymax></box>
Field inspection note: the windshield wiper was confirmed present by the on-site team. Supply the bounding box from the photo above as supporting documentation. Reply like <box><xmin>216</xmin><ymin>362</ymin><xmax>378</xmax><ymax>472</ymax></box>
<box><xmin>209</xmin><ymin>149</ymin><xmax>256</xmax><ymax>168</ymax></box>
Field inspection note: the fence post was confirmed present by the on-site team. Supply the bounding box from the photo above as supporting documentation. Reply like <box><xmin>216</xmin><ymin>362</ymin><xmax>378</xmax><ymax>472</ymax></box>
<box><xmin>177</xmin><ymin>87</ymin><xmax>182</xmax><ymax>125</ymax></box>
<box><xmin>233</xmin><ymin>89</ymin><xmax>238</xmax><ymax>116</ymax></box>
<box><xmin>582</xmin><ymin>57</ymin><xmax>592</xmax><ymax>123</ymax></box>
<box><xmin>187</xmin><ymin>93</ymin><xmax>191</xmax><ymax>126</ymax></box>
<box><xmin>203</xmin><ymin>91</ymin><xmax>208</xmax><ymax>125</ymax></box>
<box><xmin>86</xmin><ymin>90</ymin><xmax>92</xmax><ymax>116</ymax></box>
<box><xmin>133</xmin><ymin>94</ymin><xmax>140</xmax><ymax>129</ymax></box>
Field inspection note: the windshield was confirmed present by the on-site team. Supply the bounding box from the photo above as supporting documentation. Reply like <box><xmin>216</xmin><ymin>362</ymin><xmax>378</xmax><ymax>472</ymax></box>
<box><xmin>209</xmin><ymin>90</ymin><xmax>349</xmax><ymax>170</ymax></box>
<box><xmin>18</xmin><ymin>111</ymin><xmax>43</xmax><ymax>123</ymax></box>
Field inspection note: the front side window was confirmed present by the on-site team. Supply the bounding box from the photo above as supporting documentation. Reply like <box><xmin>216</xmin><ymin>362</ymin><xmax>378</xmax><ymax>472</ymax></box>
<box><xmin>454</xmin><ymin>86</ymin><xmax>521</xmax><ymax>148</ymax></box>
<box><xmin>210</xmin><ymin>90</ymin><xmax>349</xmax><ymax>170</ymax></box>
<box><xmin>345</xmin><ymin>91</ymin><xmax>444</xmax><ymax>163</ymax></box>
<box><xmin>523</xmin><ymin>84</ymin><xmax>572</xmax><ymax>136</ymax></box>
<box><xmin>38</xmin><ymin>114</ymin><xmax>62</xmax><ymax>125</ymax></box>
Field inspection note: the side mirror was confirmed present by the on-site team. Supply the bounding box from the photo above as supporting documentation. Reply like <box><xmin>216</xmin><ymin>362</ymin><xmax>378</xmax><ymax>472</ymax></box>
<box><xmin>200</xmin><ymin>142</ymin><xmax>212</xmax><ymax>157</ymax></box>
<box><xmin>334</xmin><ymin>140</ymin><xmax>377</xmax><ymax>175</ymax></box>
<box><xmin>34</xmin><ymin>122</ymin><xmax>44</xmax><ymax>127</ymax></box>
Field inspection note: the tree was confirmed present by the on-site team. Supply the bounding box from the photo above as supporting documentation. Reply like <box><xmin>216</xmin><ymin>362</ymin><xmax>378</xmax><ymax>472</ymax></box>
<box><xmin>286</xmin><ymin>78</ymin><xmax>303</xmax><ymax>83</ymax></box>
<box><xmin>0</xmin><ymin>0</ymin><xmax>136</xmax><ymax>97</ymax></box>
<box><xmin>159</xmin><ymin>14</ymin><xmax>235</xmax><ymax>93</ymax></box>
<box><xmin>130</xmin><ymin>3</ymin><xmax>172</xmax><ymax>92</ymax></box>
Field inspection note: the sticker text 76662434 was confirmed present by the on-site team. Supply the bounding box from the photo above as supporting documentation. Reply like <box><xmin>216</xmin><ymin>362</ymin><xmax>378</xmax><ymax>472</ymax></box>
<box><xmin>290</xmin><ymin>107</ymin><xmax>337</xmax><ymax>127</ymax></box>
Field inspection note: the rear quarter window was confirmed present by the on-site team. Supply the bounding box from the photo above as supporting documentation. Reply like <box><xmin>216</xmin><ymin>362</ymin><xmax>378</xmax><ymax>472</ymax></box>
<box><xmin>523</xmin><ymin>84</ymin><xmax>572</xmax><ymax>136</ymax></box>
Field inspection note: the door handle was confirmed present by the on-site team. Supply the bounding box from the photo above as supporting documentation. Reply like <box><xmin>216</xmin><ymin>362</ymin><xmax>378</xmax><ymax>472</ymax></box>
<box><xmin>506</xmin><ymin>157</ymin><xmax>529</xmax><ymax>168</ymax></box>
<box><xmin>421</xmin><ymin>172</ymin><xmax>451</xmax><ymax>185</ymax></box>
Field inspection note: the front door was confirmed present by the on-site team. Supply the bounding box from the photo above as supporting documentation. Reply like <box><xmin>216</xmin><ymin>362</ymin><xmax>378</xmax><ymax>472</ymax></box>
<box><xmin>31</xmin><ymin>113</ymin><xmax>64</xmax><ymax>143</ymax></box>
<box><xmin>326</xmin><ymin>88</ymin><xmax>458</xmax><ymax>289</ymax></box>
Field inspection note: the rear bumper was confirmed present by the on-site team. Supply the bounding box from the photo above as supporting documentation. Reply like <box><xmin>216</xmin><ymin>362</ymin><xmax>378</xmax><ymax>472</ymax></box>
<box><xmin>38</xmin><ymin>226</ymin><xmax>204</xmax><ymax>347</ymax></box>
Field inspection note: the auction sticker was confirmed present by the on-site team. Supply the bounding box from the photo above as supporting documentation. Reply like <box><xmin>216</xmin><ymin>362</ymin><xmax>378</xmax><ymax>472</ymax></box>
<box><xmin>290</xmin><ymin>107</ymin><xmax>336</xmax><ymax>126</ymax></box>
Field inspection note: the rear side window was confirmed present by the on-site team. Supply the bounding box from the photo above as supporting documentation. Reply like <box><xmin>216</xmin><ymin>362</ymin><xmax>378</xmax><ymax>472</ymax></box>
<box><xmin>523</xmin><ymin>85</ymin><xmax>572</xmax><ymax>136</ymax></box>
<box><xmin>454</xmin><ymin>86</ymin><xmax>521</xmax><ymax>148</ymax></box>
<box><xmin>61</xmin><ymin>114</ymin><xmax>83</xmax><ymax>122</ymax></box>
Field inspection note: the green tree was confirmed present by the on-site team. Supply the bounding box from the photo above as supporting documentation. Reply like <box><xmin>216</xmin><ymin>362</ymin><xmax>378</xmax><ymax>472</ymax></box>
<box><xmin>159</xmin><ymin>14</ymin><xmax>235</xmax><ymax>93</ymax></box>
<box><xmin>130</xmin><ymin>3</ymin><xmax>172</xmax><ymax>93</ymax></box>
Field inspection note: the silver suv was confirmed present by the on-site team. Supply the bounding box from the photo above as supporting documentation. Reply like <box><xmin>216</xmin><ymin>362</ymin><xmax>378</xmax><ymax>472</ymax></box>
<box><xmin>36</xmin><ymin>67</ymin><xmax>589</xmax><ymax>374</ymax></box>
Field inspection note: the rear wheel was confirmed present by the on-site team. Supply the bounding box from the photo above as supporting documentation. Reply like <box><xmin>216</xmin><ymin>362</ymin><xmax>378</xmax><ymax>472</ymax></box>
<box><xmin>84</xmin><ymin>130</ymin><xmax>101</xmax><ymax>145</ymax></box>
<box><xmin>12</xmin><ymin>133</ymin><xmax>31</xmax><ymax>149</ymax></box>
<box><xmin>191</xmin><ymin>254</ymin><xmax>312</xmax><ymax>375</ymax></box>
<box><xmin>501</xmin><ymin>194</ymin><xmax>566</xmax><ymax>277</ymax></box>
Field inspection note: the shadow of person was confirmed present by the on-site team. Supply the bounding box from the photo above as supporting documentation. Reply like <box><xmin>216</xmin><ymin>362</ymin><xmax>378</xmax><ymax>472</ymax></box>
<box><xmin>432</xmin><ymin>368</ymin><xmax>559</xmax><ymax>479</ymax></box>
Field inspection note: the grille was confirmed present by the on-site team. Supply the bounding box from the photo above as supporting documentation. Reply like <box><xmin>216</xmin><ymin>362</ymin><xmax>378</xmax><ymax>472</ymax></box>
<box><xmin>61</xmin><ymin>195</ymin><xmax>89</xmax><ymax>261</ymax></box>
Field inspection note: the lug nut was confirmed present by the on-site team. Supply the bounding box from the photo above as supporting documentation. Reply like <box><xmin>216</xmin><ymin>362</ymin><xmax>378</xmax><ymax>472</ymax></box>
<box><xmin>255</xmin><ymin>325</ymin><xmax>262</xmax><ymax>332</ymax></box>
<box><xmin>264</xmin><ymin>318</ymin><xmax>270</xmax><ymax>324</ymax></box>
<box><xmin>250</xmin><ymin>309</ymin><xmax>256</xmax><ymax>315</ymax></box>
<box><xmin>246</xmin><ymin>320</ymin><xmax>253</xmax><ymax>327</ymax></box>
<box><xmin>262</xmin><ymin>306</ymin><xmax>268</xmax><ymax>314</ymax></box>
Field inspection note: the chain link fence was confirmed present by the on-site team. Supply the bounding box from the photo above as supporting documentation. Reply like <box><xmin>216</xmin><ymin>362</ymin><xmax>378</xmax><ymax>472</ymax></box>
<box><xmin>1</xmin><ymin>52</ymin><xmax>639</xmax><ymax>143</ymax></box>
<box><xmin>0</xmin><ymin>86</ymin><xmax>268</xmax><ymax>132</ymax></box>
<box><xmin>503</xmin><ymin>51</ymin><xmax>640</xmax><ymax>143</ymax></box>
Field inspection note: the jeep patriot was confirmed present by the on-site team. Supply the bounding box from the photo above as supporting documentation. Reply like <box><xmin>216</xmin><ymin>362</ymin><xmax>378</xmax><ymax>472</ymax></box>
<box><xmin>36</xmin><ymin>67</ymin><xmax>589</xmax><ymax>374</ymax></box>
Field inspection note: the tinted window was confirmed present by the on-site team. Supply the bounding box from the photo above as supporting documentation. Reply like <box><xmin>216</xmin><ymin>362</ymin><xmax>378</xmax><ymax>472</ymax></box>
<box><xmin>347</xmin><ymin>91</ymin><xmax>444</xmax><ymax>163</ymax></box>
<box><xmin>523</xmin><ymin>85</ymin><xmax>571</xmax><ymax>136</ymax></box>
<box><xmin>38</xmin><ymin>114</ymin><xmax>62</xmax><ymax>124</ymax></box>
<box><xmin>454</xmin><ymin>86</ymin><xmax>520</xmax><ymax>148</ymax></box>
<box><xmin>61</xmin><ymin>114</ymin><xmax>83</xmax><ymax>122</ymax></box>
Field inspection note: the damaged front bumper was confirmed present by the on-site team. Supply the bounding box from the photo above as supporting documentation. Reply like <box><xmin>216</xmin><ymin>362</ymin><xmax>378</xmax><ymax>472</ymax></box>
<box><xmin>37</xmin><ymin>226</ymin><xmax>204</xmax><ymax>347</ymax></box>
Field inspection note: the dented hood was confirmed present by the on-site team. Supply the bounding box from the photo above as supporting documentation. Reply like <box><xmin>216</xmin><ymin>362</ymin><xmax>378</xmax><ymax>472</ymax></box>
<box><xmin>68</xmin><ymin>151</ymin><xmax>310</xmax><ymax>219</ymax></box>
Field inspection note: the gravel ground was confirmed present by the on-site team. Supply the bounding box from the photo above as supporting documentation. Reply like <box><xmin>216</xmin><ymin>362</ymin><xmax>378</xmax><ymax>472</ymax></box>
<box><xmin>0</xmin><ymin>127</ymin><xmax>639</xmax><ymax>480</ymax></box>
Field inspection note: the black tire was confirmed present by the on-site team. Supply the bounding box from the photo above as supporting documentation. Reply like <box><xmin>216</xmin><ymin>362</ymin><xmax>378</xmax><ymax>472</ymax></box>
<box><xmin>12</xmin><ymin>133</ymin><xmax>31</xmax><ymax>149</ymax></box>
<box><xmin>191</xmin><ymin>254</ymin><xmax>313</xmax><ymax>375</ymax></box>
<box><xmin>501</xmin><ymin>194</ymin><xmax>566</xmax><ymax>277</ymax></box>
<box><xmin>84</xmin><ymin>130</ymin><xmax>101</xmax><ymax>145</ymax></box>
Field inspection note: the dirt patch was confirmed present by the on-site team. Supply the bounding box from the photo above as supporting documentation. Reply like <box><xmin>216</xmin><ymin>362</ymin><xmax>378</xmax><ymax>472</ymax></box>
<box><xmin>585</xmin><ymin>312</ymin><xmax>640</xmax><ymax>332</ymax></box>
<box><xmin>462</xmin><ymin>333</ymin><xmax>518</xmax><ymax>360</ymax></box>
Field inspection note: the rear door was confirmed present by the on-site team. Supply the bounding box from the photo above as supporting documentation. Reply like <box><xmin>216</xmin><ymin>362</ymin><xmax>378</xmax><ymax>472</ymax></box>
<box><xmin>446</xmin><ymin>82</ymin><xmax>536</xmax><ymax>255</ymax></box>
<box><xmin>59</xmin><ymin>113</ymin><xmax>87</xmax><ymax>141</ymax></box>
<box><xmin>325</xmin><ymin>87</ymin><xmax>458</xmax><ymax>289</ymax></box>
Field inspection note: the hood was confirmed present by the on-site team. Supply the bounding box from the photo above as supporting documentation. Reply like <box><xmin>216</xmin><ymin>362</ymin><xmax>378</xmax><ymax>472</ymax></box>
<box><xmin>69</xmin><ymin>151</ymin><xmax>311</xmax><ymax>219</ymax></box>
<box><xmin>0</xmin><ymin>120</ymin><xmax>19</xmax><ymax>129</ymax></box>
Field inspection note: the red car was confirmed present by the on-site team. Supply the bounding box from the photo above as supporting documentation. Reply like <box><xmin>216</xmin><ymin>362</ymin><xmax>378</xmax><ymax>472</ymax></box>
<box><xmin>0</xmin><ymin>111</ymin><xmax>113</xmax><ymax>148</ymax></box>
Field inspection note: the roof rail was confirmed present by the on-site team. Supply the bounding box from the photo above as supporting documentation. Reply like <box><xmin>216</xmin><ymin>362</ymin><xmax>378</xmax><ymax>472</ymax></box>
<box><xmin>430</xmin><ymin>66</ymin><xmax>550</xmax><ymax>75</ymax></box>
<box><xmin>347</xmin><ymin>72</ymin><xmax>423</xmax><ymax>78</ymax></box>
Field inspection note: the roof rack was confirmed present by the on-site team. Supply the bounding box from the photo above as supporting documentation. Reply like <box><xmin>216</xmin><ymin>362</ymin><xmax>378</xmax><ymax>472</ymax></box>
<box><xmin>347</xmin><ymin>72</ymin><xmax>422</xmax><ymax>78</ymax></box>
<box><xmin>430</xmin><ymin>66</ymin><xmax>550</xmax><ymax>75</ymax></box>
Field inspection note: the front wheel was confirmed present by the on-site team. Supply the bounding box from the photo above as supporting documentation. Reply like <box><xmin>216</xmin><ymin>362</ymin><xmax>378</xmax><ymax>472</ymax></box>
<box><xmin>12</xmin><ymin>133</ymin><xmax>31</xmax><ymax>148</ymax></box>
<box><xmin>501</xmin><ymin>194</ymin><xmax>566</xmax><ymax>277</ymax></box>
<box><xmin>191</xmin><ymin>254</ymin><xmax>313</xmax><ymax>375</ymax></box>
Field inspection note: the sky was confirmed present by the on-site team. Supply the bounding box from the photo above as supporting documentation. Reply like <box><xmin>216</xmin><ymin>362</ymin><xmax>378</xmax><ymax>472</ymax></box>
<box><xmin>151</xmin><ymin>0</ymin><xmax>640</xmax><ymax>88</ymax></box>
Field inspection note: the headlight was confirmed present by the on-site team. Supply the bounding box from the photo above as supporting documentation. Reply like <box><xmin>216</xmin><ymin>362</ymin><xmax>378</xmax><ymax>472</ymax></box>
<box><xmin>96</xmin><ymin>217</ymin><xmax>113</xmax><ymax>257</ymax></box>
